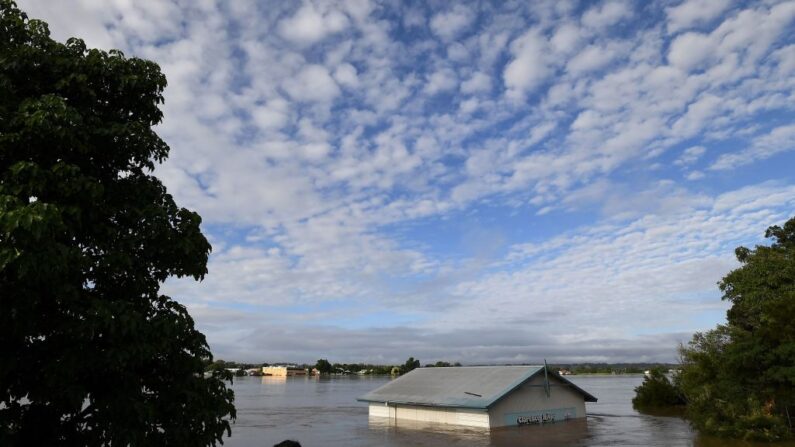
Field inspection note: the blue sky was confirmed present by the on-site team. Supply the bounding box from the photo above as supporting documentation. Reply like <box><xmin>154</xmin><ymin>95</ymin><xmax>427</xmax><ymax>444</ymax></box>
<box><xmin>21</xmin><ymin>0</ymin><xmax>795</xmax><ymax>364</ymax></box>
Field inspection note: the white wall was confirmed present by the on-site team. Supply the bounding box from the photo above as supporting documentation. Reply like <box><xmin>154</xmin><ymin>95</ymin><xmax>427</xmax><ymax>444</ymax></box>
<box><xmin>488</xmin><ymin>374</ymin><xmax>586</xmax><ymax>428</ymax></box>
<box><xmin>368</xmin><ymin>403</ymin><xmax>490</xmax><ymax>428</ymax></box>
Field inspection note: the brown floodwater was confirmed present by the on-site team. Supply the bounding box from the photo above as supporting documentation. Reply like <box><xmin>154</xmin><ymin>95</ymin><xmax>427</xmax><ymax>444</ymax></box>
<box><xmin>223</xmin><ymin>374</ymin><xmax>795</xmax><ymax>447</ymax></box>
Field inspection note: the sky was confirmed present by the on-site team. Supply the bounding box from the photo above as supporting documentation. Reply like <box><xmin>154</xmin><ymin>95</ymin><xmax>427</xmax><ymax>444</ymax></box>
<box><xmin>18</xmin><ymin>0</ymin><xmax>795</xmax><ymax>365</ymax></box>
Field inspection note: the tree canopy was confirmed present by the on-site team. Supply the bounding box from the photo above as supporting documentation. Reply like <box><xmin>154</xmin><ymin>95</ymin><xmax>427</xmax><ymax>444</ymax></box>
<box><xmin>632</xmin><ymin>369</ymin><xmax>685</xmax><ymax>409</ymax></box>
<box><xmin>0</xmin><ymin>1</ymin><xmax>234</xmax><ymax>444</ymax></box>
<box><xmin>399</xmin><ymin>357</ymin><xmax>421</xmax><ymax>374</ymax></box>
<box><xmin>314</xmin><ymin>359</ymin><xmax>332</xmax><ymax>375</ymax></box>
<box><xmin>649</xmin><ymin>216</ymin><xmax>795</xmax><ymax>441</ymax></box>
<box><xmin>679</xmin><ymin>217</ymin><xmax>795</xmax><ymax>440</ymax></box>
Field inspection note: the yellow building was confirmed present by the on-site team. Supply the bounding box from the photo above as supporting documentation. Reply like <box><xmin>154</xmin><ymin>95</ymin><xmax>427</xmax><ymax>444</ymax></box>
<box><xmin>261</xmin><ymin>366</ymin><xmax>307</xmax><ymax>376</ymax></box>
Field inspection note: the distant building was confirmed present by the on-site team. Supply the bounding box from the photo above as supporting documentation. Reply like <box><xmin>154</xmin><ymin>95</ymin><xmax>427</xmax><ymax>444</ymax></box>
<box><xmin>262</xmin><ymin>366</ymin><xmax>307</xmax><ymax>376</ymax></box>
<box><xmin>358</xmin><ymin>365</ymin><xmax>597</xmax><ymax>429</ymax></box>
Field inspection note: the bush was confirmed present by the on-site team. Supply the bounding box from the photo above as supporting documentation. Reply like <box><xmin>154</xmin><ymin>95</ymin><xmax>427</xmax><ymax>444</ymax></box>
<box><xmin>632</xmin><ymin>369</ymin><xmax>685</xmax><ymax>409</ymax></box>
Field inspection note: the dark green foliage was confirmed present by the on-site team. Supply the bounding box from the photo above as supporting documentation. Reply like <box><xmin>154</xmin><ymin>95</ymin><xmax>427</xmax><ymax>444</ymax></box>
<box><xmin>632</xmin><ymin>369</ymin><xmax>685</xmax><ymax>409</ymax></box>
<box><xmin>206</xmin><ymin>359</ymin><xmax>230</xmax><ymax>372</ymax></box>
<box><xmin>0</xmin><ymin>1</ymin><xmax>235</xmax><ymax>445</ymax></box>
<box><xmin>315</xmin><ymin>359</ymin><xmax>333</xmax><ymax>375</ymax></box>
<box><xmin>426</xmin><ymin>361</ymin><xmax>452</xmax><ymax>367</ymax></box>
<box><xmin>675</xmin><ymin>216</ymin><xmax>795</xmax><ymax>441</ymax></box>
<box><xmin>399</xmin><ymin>357</ymin><xmax>421</xmax><ymax>374</ymax></box>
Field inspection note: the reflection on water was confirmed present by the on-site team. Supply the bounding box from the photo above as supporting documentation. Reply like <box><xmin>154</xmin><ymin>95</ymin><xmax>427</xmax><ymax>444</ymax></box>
<box><xmin>223</xmin><ymin>375</ymin><xmax>795</xmax><ymax>447</ymax></box>
<box><xmin>368</xmin><ymin>416</ymin><xmax>590</xmax><ymax>447</ymax></box>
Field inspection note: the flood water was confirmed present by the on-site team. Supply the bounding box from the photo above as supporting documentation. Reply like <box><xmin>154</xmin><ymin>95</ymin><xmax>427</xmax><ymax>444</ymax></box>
<box><xmin>223</xmin><ymin>374</ymin><xmax>795</xmax><ymax>447</ymax></box>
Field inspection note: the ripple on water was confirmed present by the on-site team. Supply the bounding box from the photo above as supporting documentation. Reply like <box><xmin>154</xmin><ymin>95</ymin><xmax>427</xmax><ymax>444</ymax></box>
<box><xmin>222</xmin><ymin>375</ymin><xmax>793</xmax><ymax>447</ymax></box>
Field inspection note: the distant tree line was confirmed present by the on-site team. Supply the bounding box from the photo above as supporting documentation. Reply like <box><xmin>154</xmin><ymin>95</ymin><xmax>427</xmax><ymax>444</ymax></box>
<box><xmin>551</xmin><ymin>363</ymin><xmax>678</xmax><ymax>375</ymax></box>
<box><xmin>207</xmin><ymin>358</ymin><xmax>680</xmax><ymax>376</ymax></box>
<box><xmin>204</xmin><ymin>357</ymin><xmax>468</xmax><ymax>376</ymax></box>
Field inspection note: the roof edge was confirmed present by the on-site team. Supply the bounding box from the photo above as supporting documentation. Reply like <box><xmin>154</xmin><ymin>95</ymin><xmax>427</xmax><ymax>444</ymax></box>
<box><xmin>554</xmin><ymin>373</ymin><xmax>598</xmax><ymax>402</ymax></box>
<box><xmin>483</xmin><ymin>366</ymin><xmax>544</xmax><ymax>409</ymax></box>
<box><xmin>485</xmin><ymin>366</ymin><xmax>598</xmax><ymax>408</ymax></box>
<box><xmin>357</xmin><ymin>397</ymin><xmax>489</xmax><ymax>410</ymax></box>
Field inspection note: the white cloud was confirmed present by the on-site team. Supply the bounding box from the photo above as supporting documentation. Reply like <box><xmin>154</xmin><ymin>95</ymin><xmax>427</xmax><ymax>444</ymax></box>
<box><xmin>503</xmin><ymin>29</ymin><xmax>552</xmax><ymax>99</ymax></box>
<box><xmin>251</xmin><ymin>99</ymin><xmax>290</xmax><ymax>131</ymax></box>
<box><xmin>430</xmin><ymin>5</ymin><xmax>475</xmax><ymax>41</ymax></box>
<box><xmin>711</xmin><ymin>124</ymin><xmax>795</xmax><ymax>170</ymax></box>
<box><xmin>581</xmin><ymin>0</ymin><xmax>633</xmax><ymax>29</ymax></box>
<box><xmin>666</xmin><ymin>0</ymin><xmax>732</xmax><ymax>34</ymax></box>
<box><xmin>424</xmin><ymin>68</ymin><xmax>458</xmax><ymax>95</ymax></box>
<box><xmin>671</xmin><ymin>95</ymin><xmax>723</xmax><ymax>138</ymax></box>
<box><xmin>278</xmin><ymin>3</ymin><xmax>349</xmax><ymax>45</ymax></box>
<box><xmin>282</xmin><ymin>64</ymin><xmax>341</xmax><ymax>102</ymax></box>
<box><xmin>675</xmin><ymin>145</ymin><xmax>706</xmax><ymax>166</ymax></box>
<box><xmin>550</xmin><ymin>23</ymin><xmax>583</xmax><ymax>54</ymax></box>
<box><xmin>667</xmin><ymin>31</ymin><xmax>715</xmax><ymax>70</ymax></box>
<box><xmin>333</xmin><ymin>62</ymin><xmax>359</xmax><ymax>87</ymax></box>
<box><xmin>460</xmin><ymin>72</ymin><xmax>491</xmax><ymax>94</ymax></box>
<box><xmin>343</xmin><ymin>0</ymin><xmax>373</xmax><ymax>22</ymax></box>
<box><xmin>566</xmin><ymin>44</ymin><xmax>617</xmax><ymax>73</ymax></box>
<box><xmin>20</xmin><ymin>0</ymin><xmax>795</xmax><ymax>363</ymax></box>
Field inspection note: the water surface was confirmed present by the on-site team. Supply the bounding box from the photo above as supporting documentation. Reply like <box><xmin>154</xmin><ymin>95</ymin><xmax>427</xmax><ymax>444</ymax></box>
<box><xmin>224</xmin><ymin>374</ymin><xmax>794</xmax><ymax>447</ymax></box>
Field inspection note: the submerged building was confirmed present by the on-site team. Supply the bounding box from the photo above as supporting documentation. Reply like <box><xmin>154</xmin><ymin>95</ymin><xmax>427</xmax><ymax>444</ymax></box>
<box><xmin>262</xmin><ymin>365</ymin><xmax>307</xmax><ymax>376</ymax></box>
<box><xmin>358</xmin><ymin>365</ymin><xmax>597</xmax><ymax>428</ymax></box>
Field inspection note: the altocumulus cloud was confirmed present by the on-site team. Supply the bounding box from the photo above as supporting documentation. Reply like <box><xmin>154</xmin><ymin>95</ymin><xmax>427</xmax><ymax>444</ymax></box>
<box><xmin>19</xmin><ymin>0</ymin><xmax>795</xmax><ymax>364</ymax></box>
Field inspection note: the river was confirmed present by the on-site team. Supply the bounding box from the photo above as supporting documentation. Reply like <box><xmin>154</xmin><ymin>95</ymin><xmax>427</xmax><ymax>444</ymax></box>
<box><xmin>223</xmin><ymin>374</ymin><xmax>795</xmax><ymax>447</ymax></box>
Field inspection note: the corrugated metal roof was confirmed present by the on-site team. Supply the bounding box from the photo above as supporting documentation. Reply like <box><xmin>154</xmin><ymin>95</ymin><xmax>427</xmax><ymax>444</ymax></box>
<box><xmin>357</xmin><ymin>366</ymin><xmax>540</xmax><ymax>409</ymax></box>
<box><xmin>358</xmin><ymin>366</ymin><xmax>597</xmax><ymax>409</ymax></box>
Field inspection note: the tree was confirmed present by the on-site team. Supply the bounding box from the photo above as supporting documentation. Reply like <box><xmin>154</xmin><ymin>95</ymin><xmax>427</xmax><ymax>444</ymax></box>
<box><xmin>674</xmin><ymin>217</ymin><xmax>795</xmax><ymax>441</ymax></box>
<box><xmin>632</xmin><ymin>369</ymin><xmax>685</xmax><ymax>409</ymax></box>
<box><xmin>0</xmin><ymin>2</ymin><xmax>235</xmax><ymax>445</ymax></box>
<box><xmin>206</xmin><ymin>359</ymin><xmax>229</xmax><ymax>372</ymax></box>
<box><xmin>400</xmin><ymin>357</ymin><xmax>420</xmax><ymax>374</ymax></box>
<box><xmin>314</xmin><ymin>359</ymin><xmax>332</xmax><ymax>375</ymax></box>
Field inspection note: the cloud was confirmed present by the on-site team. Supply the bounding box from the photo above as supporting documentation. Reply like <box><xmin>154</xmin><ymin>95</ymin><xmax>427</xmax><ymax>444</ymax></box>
<box><xmin>282</xmin><ymin>64</ymin><xmax>341</xmax><ymax>102</ymax></box>
<box><xmin>424</xmin><ymin>68</ymin><xmax>458</xmax><ymax>95</ymax></box>
<box><xmin>193</xmin><ymin>182</ymin><xmax>795</xmax><ymax>363</ymax></box>
<box><xmin>430</xmin><ymin>5</ymin><xmax>475</xmax><ymax>41</ymax></box>
<box><xmin>251</xmin><ymin>98</ymin><xmax>290</xmax><ymax>130</ymax></box>
<box><xmin>503</xmin><ymin>29</ymin><xmax>552</xmax><ymax>99</ymax></box>
<box><xmin>460</xmin><ymin>72</ymin><xmax>491</xmax><ymax>94</ymax></box>
<box><xmin>566</xmin><ymin>44</ymin><xmax>618</xmax><ymax>73</ymax></box>
<box><xmin>666</xmin><ymin>0</ymin><xmax>732</xmax><ymax>34</ymax></box>
<box><xmin>18</xmin><ymin>0</ymin><xmax>795</xmax><ymax>363</ymax></box>
<box><xmin>711</xmin><ymin>124</ymin><xmax>795</xmax><ymax>170</ymax></box>
<box><xmin>278</xmin><ymin>3</ymin><xmax>349</xmax><ymax>46</ymax></box>
<box><xmin>667</xmin><ymin>31</ymin><xmax>715</xmax><ymax>70</ymax></box>
<box><xmin>581</xmin><ymin>1</ymin><xmax>633</xmax><ymax>29</ymax></box>
<box><xmin>333</xmin><ymin>63</ymin><xmax>359</xmax><ymax>87</ymax></box>
<box><xmin>675</xmin><ymin>146</ymin><xmax>706</xmax><ymax>166</ymax></box>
